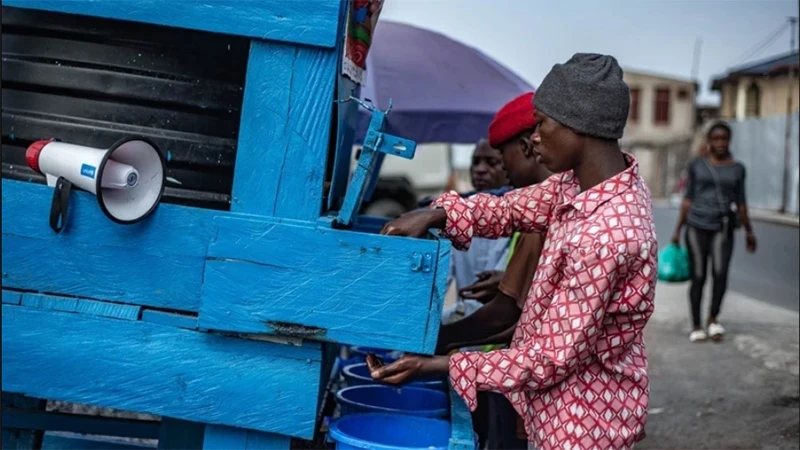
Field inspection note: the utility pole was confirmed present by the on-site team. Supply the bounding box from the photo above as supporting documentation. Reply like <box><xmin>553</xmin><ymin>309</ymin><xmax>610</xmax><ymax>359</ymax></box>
<box><xmin>691</xmin><ymin>37</ymin><xmax>703</xmax><ymax>81</ymax></box>
<box><xmin>780</xmin><ymin>16</ymin><xmax>797</xmax><ymax>214</ymax></box>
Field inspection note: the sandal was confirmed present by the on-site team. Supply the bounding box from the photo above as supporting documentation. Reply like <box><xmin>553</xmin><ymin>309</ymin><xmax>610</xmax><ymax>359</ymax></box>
<box><xmin>689</xmin><ymin>329</ymin><xmax>708</xmax><ymax>342</ymax></box>
<box><xmin>708</xmin><ymin>322</ymin><xmax>725</xmax><ymax>341</ymax></box>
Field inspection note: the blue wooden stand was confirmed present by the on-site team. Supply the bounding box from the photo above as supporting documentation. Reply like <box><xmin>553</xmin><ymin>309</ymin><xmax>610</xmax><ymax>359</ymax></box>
<box><xmin>1</xmin><ymin>1</ymin><xmax>471</xmax><ymax>448</ymax></box>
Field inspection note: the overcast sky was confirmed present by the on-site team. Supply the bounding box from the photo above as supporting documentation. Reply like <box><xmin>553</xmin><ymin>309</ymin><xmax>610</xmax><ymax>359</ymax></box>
<box><xmin>380</xmin><ymin>0</ymin><xmax>799</xmax><ymax>105</ymax></box>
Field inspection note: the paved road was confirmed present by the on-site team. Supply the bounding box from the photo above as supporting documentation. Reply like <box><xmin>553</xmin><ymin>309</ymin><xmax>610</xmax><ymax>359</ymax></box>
<box><xmin>653</xmin><ymin>205</ymin><xmax>800</xmax><ymax>312</ymax></box>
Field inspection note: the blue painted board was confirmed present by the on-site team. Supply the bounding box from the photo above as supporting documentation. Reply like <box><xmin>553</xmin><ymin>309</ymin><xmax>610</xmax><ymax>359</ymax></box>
<box><xmin>21</xmin><ymin>292</ymin><xmax>141</xmax><ymax>321</ymax></box>
<box><xmin>448</xmin><ymin>387</ymin><xmax>476</xmax><ymax>450</ymax></box>
<box><xmin>203</xmin><ymin>425</ymin><xmax>291</xmax><ymax>449</ymax></box>
<box><xmin>2</xmin><ymin>0</ymin><xmax>342</xmax><ymax>48</ymax></box>
<box><xmin>2</xmin><ymin>409</ymin><xmax>160</xmax><ymax>439</ymax></box>
<box><xmin>425</xmin><ymin>238</ymin><xmax>451</xmax><ymax>353</ymax></box>
<box><xmin>230</xmin><ymin>38</ymin><xmax>338</xmax><ymax>221</ymax></box>
<box><xmin>2</xmin><ymin>291</ymin><xmax>22</xmax><ymax>305</ymax></box>
<box><xmin>141</xmin><ymin>310</ymin><xmax>198</xmax><ymax>330</ymax></box>
<box><xmin>2</xmin><ymin>304</ymin><xmax>323</xmax><ymax>439</ymax></box>
<box><xmin>198</xmin><ymin>216</ymin><xmax>446</xmax><ymax>354</ymax></box>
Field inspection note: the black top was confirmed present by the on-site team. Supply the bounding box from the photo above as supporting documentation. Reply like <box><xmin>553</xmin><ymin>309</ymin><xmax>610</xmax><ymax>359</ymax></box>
<box><xmin>684</xmin><ymin>157</ymin><xmax>747</xmax><ymax>231</ymax></box>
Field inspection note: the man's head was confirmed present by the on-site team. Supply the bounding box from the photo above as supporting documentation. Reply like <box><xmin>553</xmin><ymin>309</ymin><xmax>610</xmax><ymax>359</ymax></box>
<box><xmin>469</xmin><ymin>138</ymin><xmax>507</xmax><ymax>192</ymax></box>
<box><xmin>531</xmin><ymin>53</ymin><xmax>630</xmax><ymax>173</ymax></box>
<box><xmin>488</xmin><ymin>92</ymin><xmax>551</xmax><ymax>188</ymax></box>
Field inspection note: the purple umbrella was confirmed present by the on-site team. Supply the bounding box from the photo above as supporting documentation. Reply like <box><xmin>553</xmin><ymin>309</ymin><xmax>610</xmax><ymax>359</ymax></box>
<box><xmin>355</xmin><ymin>21</ymin><xmax>534</xmax><ymax>144</ymax></box>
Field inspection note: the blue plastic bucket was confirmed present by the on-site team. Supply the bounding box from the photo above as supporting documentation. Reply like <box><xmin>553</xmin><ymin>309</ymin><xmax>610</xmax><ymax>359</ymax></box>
<box><xmin>336</xmin><ymin>385</ymin><xmax>448</xmax><ymax>418</ymax></box>
<box><xmin>342</xmin><ymin>363</ymin><xmax>447</xmax><ymax>391</ymax></box>
<box><xmin>328</xmin><ymin>413</ymin><xmax>450</xmax><ymax>450</ymax></box>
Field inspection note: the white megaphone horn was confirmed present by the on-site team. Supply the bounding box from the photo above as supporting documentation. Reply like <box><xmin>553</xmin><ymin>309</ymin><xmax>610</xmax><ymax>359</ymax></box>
<box><xmin>26</xmin><ymin>137</ymin><xmax>166</xmax><ymax>233</ymax></box>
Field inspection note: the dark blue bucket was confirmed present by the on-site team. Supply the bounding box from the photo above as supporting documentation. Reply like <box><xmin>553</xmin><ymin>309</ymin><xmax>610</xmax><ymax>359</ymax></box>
<box><xmin>336</xmin><ymin>385</ymin><xmax>448</xmax><ymax>418</ymax></box>
<box><xmin>328</xmin><ymin>413</ymin><xmax>450</xmax><ymax>450</ymax></box>
<box><xmin>342</xmin><ymin>363</ymin><xmax>447</xmax><ymax>391</ymax></box>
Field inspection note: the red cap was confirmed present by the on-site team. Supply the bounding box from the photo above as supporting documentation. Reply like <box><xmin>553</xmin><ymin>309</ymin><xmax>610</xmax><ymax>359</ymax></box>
<box><xmin>25</xmin><ymin>138</ymin><xmax>55</xmax><ymax>173</ymax></box>
<box><xmin>488</xmin><ymin>92</ymin><xmax>538</xmax><ymax>148</ymax></box>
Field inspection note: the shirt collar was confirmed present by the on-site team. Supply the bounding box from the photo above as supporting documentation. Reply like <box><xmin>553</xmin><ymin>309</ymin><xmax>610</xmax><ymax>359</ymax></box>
<box><xmin>559</xmin><ymin>153</ymin><xmax>640</xmax><ymax>218</ymax></box>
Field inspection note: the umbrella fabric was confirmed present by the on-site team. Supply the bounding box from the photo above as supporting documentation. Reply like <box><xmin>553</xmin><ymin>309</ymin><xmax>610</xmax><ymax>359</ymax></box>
<box><xmin>355</xmin><ymin>21</ymin><xmax>534</xmax><ymax>145</ymax></box>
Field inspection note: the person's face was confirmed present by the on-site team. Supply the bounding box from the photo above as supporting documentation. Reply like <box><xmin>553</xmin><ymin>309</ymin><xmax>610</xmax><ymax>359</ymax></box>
<box><xmin>470</xmin><ymin>142</ymin><xmax>507</xmax><ymax>192</ymax></box>
<box><xmin>531</xmin><ymin>111</ymin><xmax>583</xmax><ymax>173</ymax></box>
<box><xmin>707</xmin><ymin>128</ymin><xmax>731</xmax><ymax>157</ymax></box>
<box><xmin>498</xmin><ymin>136</ymin><xmax>542</xmax><ymax>188</ymax></box>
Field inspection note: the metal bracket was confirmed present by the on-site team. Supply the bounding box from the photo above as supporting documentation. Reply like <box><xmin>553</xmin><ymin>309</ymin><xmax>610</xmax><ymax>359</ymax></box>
<box><xmin>332</xmin><ymin>97</ymin><xmax>417</xmax><ymax>227</ymax></box>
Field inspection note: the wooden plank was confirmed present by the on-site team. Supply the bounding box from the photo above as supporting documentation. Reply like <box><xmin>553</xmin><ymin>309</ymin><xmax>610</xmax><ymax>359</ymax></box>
<box><xmin>141</xmin><ymin>310</ymin><xmax>197</xmax><ymax>330</ymax></box>
<box><xmin>2</xmin><ymin>180</ymin><xmax>216</xmax><ymax>258</ymax></box>
<box><xmin>421</xmin><ymin>238</ymin><xmax>451</xmax><ymax>354</ymax></box>
<box><xmin>2</xmin><ymin>234</ymin><xmax>205</xmax><ymax>312</ymax></box>
<box><xmin>2</xmin><ymin>0</ymin><xmax>341</xmax><ymax>48</ymax></box>
<box><xmin>20</xmin><ymin>292</ymin><xmax>141</xmax><ymax>321</ymax></box>
<box><xmin>448</xmin><ymin>387</ymin><xmax>476</xmax><ymax>450</ymax></box>
<box><xmin>158</xmin><ymin>418</ymin><xmax>205</xmax><ymax>450</ymax></box>
<box><xmin>1</xmin><ymin>179</ymin><xmax>215</xmax><ymax>312</ymax></box>
<box><xmin>1</xmin><ymin>393</ymin><xmax>46</xmax><ymax>450</ymax></box>
<box><xmin>2</xmin><ymin>304</ymin><xmax>323</xmax><ymax>439</ymax></box>
<box><xmin>203</xmin><ymin>425</ymin><xmax>291</xmax><ymax>450</ymax></box>
<box><xmin>2</xmin><ymin>409</ymin><xmax>160</xmax><ymax>439</ymax></box>
<box><xmin>198</xmin><ymin>216</ymin><xmax>445</xmax><ymax>353</ymax></box>
<box><xmin>2</xmin><ymin>291</ymin><xmax>22</xmax><ymax>305</ymax></box>
<box><xmin>271</xmin><ymin>45</ymin><xmax>338</xmax><ymax>220</ymax></box>
<box><xmin>230</xmin><ymin>40</ymin><xmax>338</xmax><ymax>220</ymax></box>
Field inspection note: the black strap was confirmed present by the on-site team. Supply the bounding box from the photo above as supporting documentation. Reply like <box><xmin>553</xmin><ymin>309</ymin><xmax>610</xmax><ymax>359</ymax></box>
<box><xmin>49</xmin><ymin>177</ymin><xmax>72</xmax><ymax>234</ymax></box>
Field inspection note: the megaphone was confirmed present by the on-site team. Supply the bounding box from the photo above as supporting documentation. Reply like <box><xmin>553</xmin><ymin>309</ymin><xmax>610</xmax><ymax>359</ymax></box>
<box><xmin>26</xmin><ymin>137</ymin><xmax>166</xmax><ymax>233</ymax></box>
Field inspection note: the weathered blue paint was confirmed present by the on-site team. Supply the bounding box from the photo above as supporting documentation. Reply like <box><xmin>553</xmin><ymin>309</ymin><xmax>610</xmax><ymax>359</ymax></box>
<box><xmin>198</xmin><ymin>216</ymin><xmax>445</xmax><ymax>353</ymax></box>
<box><xmin>328</xmin><ymin>79</ymin><xmax>361</xmax><ymax>212</ymax></box>
<box><xmin>141</xmin><ymin>310</ymin><xmax>198</xmax><ymax>330</ymax></box>
<box><xmin>2</xmin><ymin>304</ymin><xmax>322</xmax><ymax>439</ymax></box>
<box><xmin>2</xmin><ymin>1</ymin><xmax>341</xmax><ymax>48</ymax></box>
<box><xmin>203</xmin><ymin>425</ymin><xmax>291</xmax><ymax>449</ymax></box>
<box><xmin>334</xmin><ymin>103</ymin><xmax>417</xmax><ymax>227</ymax></box>
<box><xmin>230</xmin><ymin>39</ymin><xmax>338</xmax><ymax>221</ymax></box>
<box><xmin>21</xmin><ymin>292</ymin><xmax>141</xmax><ymax>321</ymax></box>
<box><xmin>448</xmin><ymin>387</ymin><xmax>476</xmax><ymax>450</ymax></box>
<box><xmin>424</xmin><ymin>237</ymin><xmax>451</xmax><ymax>353</ymax></box>
<box><xmin>2</xmin><ymin>410</ymin><xmax>160</xmax><ymax>439</ymax></box>
<box><xmin>2</xmin><ymin>291</ymin><xmax>22</xmax><ymax>305</ymax></box>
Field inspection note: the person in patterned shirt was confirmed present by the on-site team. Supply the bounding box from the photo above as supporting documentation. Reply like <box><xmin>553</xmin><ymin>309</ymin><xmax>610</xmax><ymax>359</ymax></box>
<box><xmin>370</xmin><ymin>53</ymin><xmax>657</xmax><ymax>450</ymax></box>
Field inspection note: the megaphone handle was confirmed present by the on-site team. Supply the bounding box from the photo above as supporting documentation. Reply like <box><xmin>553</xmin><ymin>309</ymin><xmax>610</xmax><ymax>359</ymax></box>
<box><xmin>49</xmin><ymin>177</ymin><xmax>72</xmax><ymax>234</ymax></box>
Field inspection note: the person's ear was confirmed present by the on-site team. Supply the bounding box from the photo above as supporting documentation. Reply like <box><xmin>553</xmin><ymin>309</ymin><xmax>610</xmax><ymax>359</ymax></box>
<box><xmin>520</xmin><ymin>137</ymin><xmax>535</xmax><ymax>158</ymax></box>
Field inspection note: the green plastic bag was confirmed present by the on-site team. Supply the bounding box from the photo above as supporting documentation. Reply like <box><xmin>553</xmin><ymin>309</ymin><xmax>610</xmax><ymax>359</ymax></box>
<box><xmin>657</xmin><ymin>244</ymin><xmax>691</xmax><ymax>282</ymax></box>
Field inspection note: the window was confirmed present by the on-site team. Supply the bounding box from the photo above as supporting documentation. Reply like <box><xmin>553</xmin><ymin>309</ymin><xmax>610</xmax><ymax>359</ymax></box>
<box><xmin>677</xmin><ymin>88</ymin><xmax>690</xmax><ymax>100</ymax></box>
<box><xmin>629</xmin><ymin>88</ymin><xmax>640</xmax><ymax>123</ymax></box>
<box><xmin>745</xmin><ymin>82</ymin><xmax>761</xmax><ymax>117</ymax></box>
<box><xmin>654</xmin><ymin>88</ymin><xmax>670</xmax><ymax>125</ymax></box>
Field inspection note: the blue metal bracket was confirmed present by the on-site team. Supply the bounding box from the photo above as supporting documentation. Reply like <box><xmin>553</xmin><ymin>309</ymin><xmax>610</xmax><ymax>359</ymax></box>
<box><xmin>332</xmin><ymin>98</ymin><xmax>417</xmax><ymax>227</ymax></box>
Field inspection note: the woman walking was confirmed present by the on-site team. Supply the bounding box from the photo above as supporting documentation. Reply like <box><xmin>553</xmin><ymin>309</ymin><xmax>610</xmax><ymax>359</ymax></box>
<box><xmin>671</xmin><ymin>121</ymin><xmax>757</xmax><ymax>342</ymax></box>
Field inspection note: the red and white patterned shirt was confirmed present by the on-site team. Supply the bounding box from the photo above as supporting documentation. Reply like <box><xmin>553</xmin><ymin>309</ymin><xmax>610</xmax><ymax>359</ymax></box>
<box><xmin>432</xmin><ymin>154</ymin><xmax>657</xmax><ymax>450</ymax></box>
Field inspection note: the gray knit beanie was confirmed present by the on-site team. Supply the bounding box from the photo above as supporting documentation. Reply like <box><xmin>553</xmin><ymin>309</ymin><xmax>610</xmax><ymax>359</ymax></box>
<box><xmin>534</xmin><ymin>53</ymin><xmax>630</xmax><ymax>140</ymax></box>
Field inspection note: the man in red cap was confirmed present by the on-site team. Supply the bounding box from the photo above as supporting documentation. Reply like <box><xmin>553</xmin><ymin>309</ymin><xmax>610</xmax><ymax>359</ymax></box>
<box><xmin>436</xmin><ymin>92</ymin><xmax>551</xmax><ymax>449</ymax></box>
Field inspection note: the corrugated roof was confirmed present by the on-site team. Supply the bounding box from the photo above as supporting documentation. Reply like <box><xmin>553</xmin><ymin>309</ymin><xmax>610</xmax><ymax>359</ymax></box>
<box><xmin>711</xmin><ymin>51</ymin><xmax>799</xmax><ymax>90</ymax></box>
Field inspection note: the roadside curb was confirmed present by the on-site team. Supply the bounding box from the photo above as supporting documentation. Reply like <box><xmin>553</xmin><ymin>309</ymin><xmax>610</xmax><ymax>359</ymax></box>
<box><xmin>653</xmin><ymin>199</ymin><xmax>799</xmax><ymax>228</ymax></box>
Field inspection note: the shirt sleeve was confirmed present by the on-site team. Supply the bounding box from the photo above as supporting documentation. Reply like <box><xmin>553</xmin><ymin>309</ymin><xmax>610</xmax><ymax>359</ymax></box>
<box><xmin>736</xmin><ymin>164</ymin><xmax>747</xmax><ymax>206</ymax></box>
<box><xmin>448</xmin><ymin>241</ymin><xmax>651</xmax><ymax>412</ymax></box>
<box><xmin>430</xmin><ymin>175</ymin><xmax>561</xmax><ymax>251</ymax></box>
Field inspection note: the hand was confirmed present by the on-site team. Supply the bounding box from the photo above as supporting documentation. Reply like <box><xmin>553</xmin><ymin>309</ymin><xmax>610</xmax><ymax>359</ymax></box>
<box><xmin>459</xmin><ymin>270</ymin><xmax>504</xmax><ymax>303</ymax></box>
<box><xmin>368</xmin><ymin>355</ymin><xmax>450</xmax><ymax>385</ymax></box>
<box><xmin>670</xmin><ymin>232</ymin><xmax>680</xmax><ymax>246</ymax></box>
<box><xmin>380</xmin><ymin>209</ymin><xmax>446</xmax><ymax>238</ymax></box>
<box><xmin>746</xmin><ymin>232</ymin><xmax>757</xmax><ymax>253</ymax></box>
